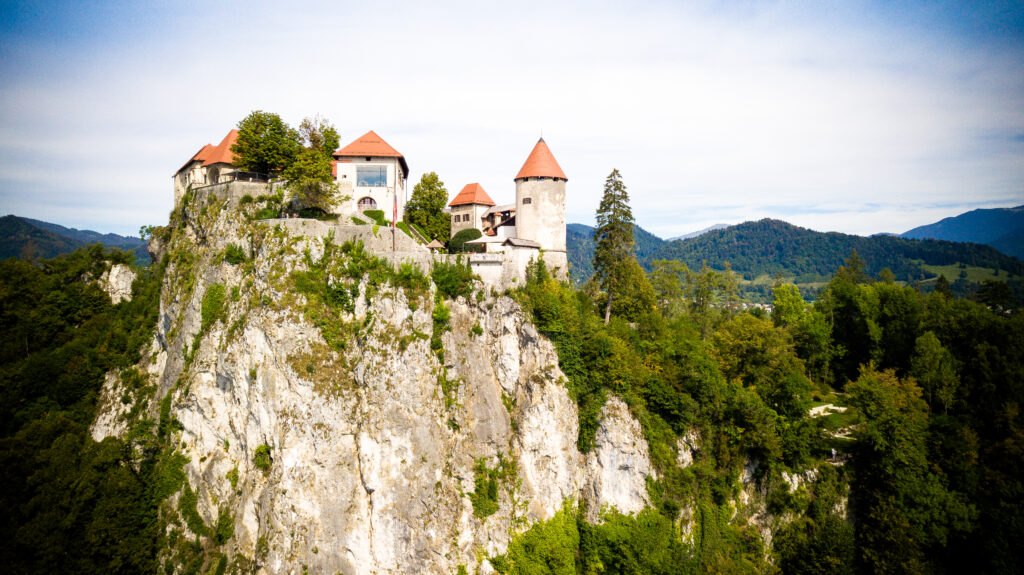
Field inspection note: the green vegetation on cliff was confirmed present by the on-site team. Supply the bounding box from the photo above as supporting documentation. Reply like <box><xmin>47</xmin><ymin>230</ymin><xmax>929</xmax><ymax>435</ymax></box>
<box><xmin>509</xmin><ymin>245</ymin><xmax>1023</xmax><ymax>573</ymax></box>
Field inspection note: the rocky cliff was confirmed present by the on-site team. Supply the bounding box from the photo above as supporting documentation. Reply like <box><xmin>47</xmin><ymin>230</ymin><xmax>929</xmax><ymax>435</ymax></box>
<box><xmin>91</xmin><ymin>188</ymin><xmax>659</xmax><ymax>573</ymax></box>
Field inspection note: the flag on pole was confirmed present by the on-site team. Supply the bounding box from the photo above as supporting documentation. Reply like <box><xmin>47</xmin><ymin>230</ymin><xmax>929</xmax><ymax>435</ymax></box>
<box><xmin>393</xmin><ymin>189</ymin><xmax>397</xmax><ymax>229</ymax></box>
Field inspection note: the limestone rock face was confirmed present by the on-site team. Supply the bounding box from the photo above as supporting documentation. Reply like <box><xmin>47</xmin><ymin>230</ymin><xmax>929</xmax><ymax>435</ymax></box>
<box><xmin>90</xmin><ymin>185</ymin><xmax>656</xmax><ymax>574</ymax></box>
<box><xmin>98</xmin><ymin>263</ymin><xmax>136</xmax><ymax>304</ymax></box>
<box><xmin>583</xmin><ymin>396</ymin><xmax>655</xmax><ymax>521</ymax></box>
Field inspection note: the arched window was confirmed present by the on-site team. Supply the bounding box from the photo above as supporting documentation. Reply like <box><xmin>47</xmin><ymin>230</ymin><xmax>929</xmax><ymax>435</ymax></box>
<box><xmin>358</xmin><ymin>197</ymin><xmax>378</xmax><ymax>211</ymax></box>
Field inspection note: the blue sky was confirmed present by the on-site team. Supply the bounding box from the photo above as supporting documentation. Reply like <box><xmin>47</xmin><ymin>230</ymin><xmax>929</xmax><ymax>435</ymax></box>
<box><xmin>1</xmin><ymin>0</ymin><xmax>1022</xmax><ymax>238</ymax></box>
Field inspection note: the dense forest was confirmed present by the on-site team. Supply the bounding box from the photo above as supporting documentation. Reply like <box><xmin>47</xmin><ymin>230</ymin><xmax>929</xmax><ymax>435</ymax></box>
<box><xmin>655</xmin><ymin>218</ymin><xmax>1023</xmax><ymax>283</ymax></box>
<box><xmin>0</xmin><ymin>215</ymin><xmax>149</xmax><ymax>264</ymax></box>
<box><xmin>2</xmin><ymin>236</ymin><xmax>1023</xmax><ymax>573</ymax></box>
<box><xmin>503</xmin><ymin>250</ymin><xmax>1023</xmax><ymax>573</ymax></box>
<box><xmin>567</xmin><ymin>218</ymin><xmax>1024</xmax><ymax>303</ymax></box>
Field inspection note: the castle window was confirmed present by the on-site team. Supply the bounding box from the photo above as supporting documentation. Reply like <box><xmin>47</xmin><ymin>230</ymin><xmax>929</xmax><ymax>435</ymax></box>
<box><xmin>358</xmin><ymin>197</ymin><xmax>377</xmax><ymax>211</ymax></box>
<box><xmin>357</xmin><ymin>165</ymin><xmax>387</xmax><ymax>187</ymax></box>
<box><xmin>452</xmin><ymin>215</ymin><xmax>458</xmax><ymax>224</ymax></box>
<box><xmin>523</xmin><ymin>198</ymin><xmax>532</xmax><ymax>205</ymax></box>
<box><xmin>463</xmin><ymin>214</ymin><xmax>471</xmax><ymax>222</ymax></box>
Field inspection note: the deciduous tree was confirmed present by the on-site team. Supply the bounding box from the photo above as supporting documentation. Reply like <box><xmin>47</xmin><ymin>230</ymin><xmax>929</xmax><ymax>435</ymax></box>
<box><xmin>405</xmin><ymin>172</ymin><xmax>450</xmax><ymax>240</ymax></box>
<box><xmin>231</xmin><ymin>110</ymin><xmax>301</xmax><ymax>175</ymax></box>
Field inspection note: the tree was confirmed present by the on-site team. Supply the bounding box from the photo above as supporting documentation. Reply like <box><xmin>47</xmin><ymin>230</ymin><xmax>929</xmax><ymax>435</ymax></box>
<box><xmin>593</xmin><ymin>169</ymin><xmax>635</xmax><ymax>324</ymax></box>
<box><xmin>910</xmin><ymin>331</ymin><xmax>959</xmax><ymax>413</ymax></box>
<box><xmin>283</xmin><ymin>115</ymin><xmax>345</xmax><ymax>212</ymax></box>
<box><xmin>648</xmin><ymin>259</ymin><xmax>689</xmax><ymax>318</ymax></box>
<box><xmin>405</xmin><ymin>172</ymin><xmax>450</xmax><ymax>240</ymax></box>
<box><xmin>298</xmin><ymin>114</ymin><xmax>340</xmax><ymax>154</ymax></box>
<box><xmin>284</xmin><ymin>149</ymin><xmax>338</xmax><ymax>212</ymax></box>
<box><xmin>231</xmin><ymin>110</ymin><xmax>301</xmax><ymax>175</ymax></box>
<box><xmin>847</xmin><ymin>367</ymin><xmax>972</xmax><ymax>573</ymax></box>
<box><xmin>772</xmin><ymin>284</ymin><xmax>806</xmax><ymax>328</ymax></box>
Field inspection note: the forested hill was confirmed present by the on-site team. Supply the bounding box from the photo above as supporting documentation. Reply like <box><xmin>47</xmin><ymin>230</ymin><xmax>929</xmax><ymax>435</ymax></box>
<box><xmin>0</xmin><ymin>215</ymin><xmax>148</xmax><ymax>264</ymax></box>
<box><xmin>566</xmin><ymin>222</ymin><xmax>665</xmax><ymax>282</ymax></box>
<box><xmin>653</xmin><ymin>218</ymin><xmax>1024</xmax><ymax>283</ymax></box>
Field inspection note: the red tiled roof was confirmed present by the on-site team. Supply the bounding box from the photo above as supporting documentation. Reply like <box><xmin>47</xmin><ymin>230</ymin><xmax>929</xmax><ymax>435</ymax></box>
<box><xmin>202</xmin><ymin>129</ymin><xmax>238</xmax><ymax>167</ymax></box>
<box><xmin>514</xmin><ymin>137</ymin><xmax>566</xmax><ymax>181</ymax></box>
<box><xmin>449</xmin><ymin>183</ymin><xmax>496</xmax><ymax>207</ymax></box>
<box><xmin>333</xmin><ymin>130</ymin><xmax>408</xmax><ymax>176</ymax></box>
<box><xmin>192</xmin><ymin>143</ymin><xmax>214</xmax><ymax>163</ymax></box>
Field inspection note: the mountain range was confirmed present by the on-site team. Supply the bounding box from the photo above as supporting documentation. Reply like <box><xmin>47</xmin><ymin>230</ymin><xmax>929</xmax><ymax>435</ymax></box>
<box><xmin>566</xmin><ymin>211</ymin><xmax>1023</xmax><ymax>301</ymax></box>
<box><xmin>0</xmin><ymin>215</ymin><xmax>148</xmax><ymax>264</ymax></box>
<box><xmin>900</xmin><ymin>205</ymin><xmax>1024</xmax><ymax>259</ymax></box>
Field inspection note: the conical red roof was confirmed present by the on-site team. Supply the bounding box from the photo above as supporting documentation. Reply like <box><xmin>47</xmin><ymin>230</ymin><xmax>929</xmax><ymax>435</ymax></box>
<box><xmin>449</xmin><ymin>183</ymin><xmax>496</xmax><ymax>207</ymax></box>
<box><xmin>514</xmin><ymin>138</ymin><xmax>566</xmax><ymax>181</ymax></box>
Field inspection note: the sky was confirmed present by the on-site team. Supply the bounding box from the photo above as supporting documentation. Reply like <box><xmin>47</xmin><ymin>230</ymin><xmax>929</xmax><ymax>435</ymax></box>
<box><xmin>1</xmin><ymin>0</ymin><xmax>1022</xmax><ymax>239</ymax></box>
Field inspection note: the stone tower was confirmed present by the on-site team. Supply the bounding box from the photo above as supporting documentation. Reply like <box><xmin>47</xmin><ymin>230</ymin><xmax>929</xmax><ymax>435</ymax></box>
<box><xmin>514</xmin><ymin>138</ymin><xmax>567</xmax><ymax>272</ymax></box>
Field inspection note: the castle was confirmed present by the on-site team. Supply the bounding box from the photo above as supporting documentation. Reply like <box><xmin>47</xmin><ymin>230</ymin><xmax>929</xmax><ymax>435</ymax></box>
<box><xmin>173</xmin><ymin>130</ymin><xmax>568</xmax><ymax>286</ymax></box>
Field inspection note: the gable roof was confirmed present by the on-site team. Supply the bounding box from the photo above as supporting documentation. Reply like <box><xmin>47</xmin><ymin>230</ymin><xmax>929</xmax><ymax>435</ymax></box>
<box><xmin>334</xmin><ymin>130</ymin><xmax>408</xmax><ymax>177</ymax></box>
<box><xmin>202</xmin><ymin>129</ymin><xmax>238</xmax><ymax>167</ymax></box>
<box><xmin>449</xmin><ymin>183</ymin><xmax>496</xmax><ymax>207</ymax></box>
<box><xmin>503</xmin><ymin>237</ymin><xmax>541</xmax><ymax>248</ymax></box>
<box><xmin>175</xmin><ymin>130</ymin><xmax>238</xmax><ymax>175</ymax></box>
<box><xmin>514</xmin><ymin>137</ymin><xmax>567</xmax><ymax>181</ymax></box>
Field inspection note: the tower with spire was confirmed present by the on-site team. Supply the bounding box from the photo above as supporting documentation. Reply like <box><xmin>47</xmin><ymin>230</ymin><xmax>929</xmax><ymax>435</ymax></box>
<box><xmin>513</xmin><ymin>137</ymin><xmax>568</xmax><ymax>274</ymax></box>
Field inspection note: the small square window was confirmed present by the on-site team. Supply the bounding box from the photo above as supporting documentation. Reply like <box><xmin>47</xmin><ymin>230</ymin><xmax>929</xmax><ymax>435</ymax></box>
<box><xmin>523</xmin><ymin>198</ymin><xmax>532</xmax><ymax>205</ymax></box>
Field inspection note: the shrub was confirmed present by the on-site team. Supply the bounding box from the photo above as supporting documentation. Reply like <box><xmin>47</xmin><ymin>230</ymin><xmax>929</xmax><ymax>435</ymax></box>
<box><xmin>351</xmin><ymin>216</ymin><xmax>368</xmax><ymax>225</ymax></box>
<box><xmin>253</xmin><ymin>207</ymin><xmax>278</xmax><ymax>220</ymax></box>
<box><xmin>363</xmin><ymin>209</ymin><xmax>388</xmax><ymax>226</ymax></box>
<box><xmin>432</xmin><ymin>257</ymin><xmax>476</xmax><ymax>300</ymax></box>
<box><xmin>214</xmin><ymin>507</ymin><xmax>235</xmax><ymax>544</ymax></box>
<box><xmin>224</xmin><ymin>243</ymin><xmax>247</xmax><ymax>265</ymax></box>
<box><xmin>239</xmin><ymin>194</ymin><xmax>255</xmax><ymax>204</ymax></box>
<box><xmin>298</xmin><ymin>207</ymin><xmax>338</xmax><ymax>221</ymax></box>
<box><xmin>469</xmin><ymin>456</ymin><xmax>513</xmax><ymax>519</ymax></box>
<box><xmin>201</xmin><ymin>284</ymin><xmax>227</xmax><ymax>332</ymax></box>
<box><xmin>449</xmin><ymin>228</ymin><xmax>482</xmax><ymax>252</ymax></box>
<box><xmin>253</xmin><ymin>444</ymin><xmax>272</xmax><ymax>472</ymax></box>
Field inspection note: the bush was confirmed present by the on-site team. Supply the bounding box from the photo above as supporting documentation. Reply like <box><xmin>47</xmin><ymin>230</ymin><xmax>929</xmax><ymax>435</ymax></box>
<box><xmin>215</xmin><ymin>507</ymin><xmax>235</xmax><ymax>544</ymax></box>
<box><xmin>253</xmin><ymin>207</ymin><xmax>278</xmax><ymax>220</ymax></box>
<box><xmin>432</xmin><ymin>257</ymin><xmax>477</xmax><ymax>301</ymax></box>
<box><xmin>363</xmin><ymin>209</ymin><xmax>388</xmax><ymax>226</ymax></box>
<box><xmin>201</xmin><ymin>284</ymin><xmax>227</xmax><ymax>332</ymax></box>
<box><xmin>298</xmin><ymin>207</ymin><xmax>338</xmax><ymax>221</ymax></box>
<box><xmin>351</xmin><ymin>216</ymin><xmax>368</xmax><ymax>225</ymax></box>
<box><xmin>224</xmin><ymin>243</ymin><xmax>247</xmax><ymax>265</ymax></box>
<box><xmin>449</xmin><ymin>228</ymin><xmax>483</xmax><ymax>252</ymax></box>
<box><xmin>469</xmin><ymin>456</ymin><xmax>513</xmax><ymax>519</ymax></box>
<box><xmin>253</xmin><ymin>444</ymin><xmax>272</xmax><ymax>472</ymax></box>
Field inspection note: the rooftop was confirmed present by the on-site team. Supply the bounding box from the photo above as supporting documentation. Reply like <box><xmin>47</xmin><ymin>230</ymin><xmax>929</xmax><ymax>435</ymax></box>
<box><xmin>334</xmin><ymin>130</ymin><xmax>408</xmax><ymax>176</ymax></box>
<box><xmin>514</xmin><ymin>137</ymin><xmax>567</xmax><ymax>181</ymax></box>
<box><xmin>449</xmin><ymin>183</ymin><xmax>496</xmax><ymax>207</ymax></box>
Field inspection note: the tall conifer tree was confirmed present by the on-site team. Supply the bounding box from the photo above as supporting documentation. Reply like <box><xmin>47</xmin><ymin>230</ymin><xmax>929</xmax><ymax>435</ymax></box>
<box><xmin>593</xmin><ymin>169</ymin><xmax>635</xmax><ymax>324</ymax></box>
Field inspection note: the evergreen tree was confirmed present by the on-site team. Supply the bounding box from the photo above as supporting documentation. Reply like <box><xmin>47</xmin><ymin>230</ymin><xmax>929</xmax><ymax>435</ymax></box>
<box><xmin>593</xmin><ymin>169</ymin><xmax>635</xmax><ymax>324</ymax></box>
<box><xmin>405</xmin><ymin>172</ymin><xmax>450</xmax><ymax>240</ymax></box>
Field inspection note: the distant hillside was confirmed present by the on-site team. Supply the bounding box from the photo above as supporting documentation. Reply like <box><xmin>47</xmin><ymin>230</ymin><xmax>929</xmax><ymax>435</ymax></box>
<box><xmin>657</xmin><ymin>219</ymin><xmax>1023</xmax><ymax>281</ymax></box>
<box><xmin>0</xmin><ymin>215</ymin><xmax>84</xmax><ymax>260</ymax></box>
<box><xmin>566</xmin><ymin>223</ymin><xmax>664</xmax><ymax>283</ymax></box>
<box><xmin>0</xmin><ymin>215</ymin><xmax>148</xmax><ymax>264</ymax></box>
<box><xmin>901</xmin><ymin>205</ymin><xmax>1024</xmax><ymax>259</ymax></box>
<box><xmin>668</xmin><ymin>223</ymin><xmax>729</xmax><ymax>242</ymax></box>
